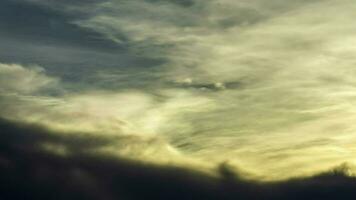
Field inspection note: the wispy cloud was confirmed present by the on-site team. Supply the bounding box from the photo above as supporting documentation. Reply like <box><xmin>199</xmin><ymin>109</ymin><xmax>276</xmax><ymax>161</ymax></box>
<box><xmin>1</xmin><ymin>0</ymin><xmax>356</xmax><ymax>180</ymax></box>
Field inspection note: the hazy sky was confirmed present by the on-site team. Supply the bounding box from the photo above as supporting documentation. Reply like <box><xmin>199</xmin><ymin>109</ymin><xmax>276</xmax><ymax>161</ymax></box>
<box><xmin>1</xmin><ymin>0</ymin><xmax>356</xmax><ymax>180</ymax></box>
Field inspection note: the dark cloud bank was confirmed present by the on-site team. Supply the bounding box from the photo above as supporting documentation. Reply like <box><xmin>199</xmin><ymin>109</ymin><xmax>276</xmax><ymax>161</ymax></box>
<box><xmin>1</xmin><ymin>118</ymin><xmax>356</xmax><ymax>200</ymax></box>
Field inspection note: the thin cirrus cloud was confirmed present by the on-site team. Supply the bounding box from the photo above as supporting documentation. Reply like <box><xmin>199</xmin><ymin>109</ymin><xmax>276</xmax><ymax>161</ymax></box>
<box><xmin>0</xmin><ymin>62</ymin><xmax>213</xmax><ymax>169</ymax></box>
<box><xmin>1</xmin><ymin>0</ymin><xmax>356</xmax><ymax>181</ymax></box>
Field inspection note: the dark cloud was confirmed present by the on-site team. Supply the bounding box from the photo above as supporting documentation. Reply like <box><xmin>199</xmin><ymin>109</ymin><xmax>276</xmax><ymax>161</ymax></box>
<box><xmin>145</xmin><ymin>0</ymin><xmax>195</xmax><ymax>7</ymax></box>
<box><xmin>1</xmin><ymin>118</ymin><xmax>356</xmax><ymax>200</ymax></box>
<box><xmin>0</xmin><ymin>118</ymin><xmax>112</xmax><ymax>154</ymax></box>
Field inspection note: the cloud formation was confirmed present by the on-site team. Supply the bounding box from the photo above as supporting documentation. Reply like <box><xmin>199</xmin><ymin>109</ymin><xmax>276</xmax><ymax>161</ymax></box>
<box><xmin>0</xmin><ymin>63</ymin><xmax>58</xmax><ymax>94</ymax></box>
<box><xmin>2</xmin><ymin>118</ymin><xmax>356</xmax><ymax>200</ymax></box>
<box><xmin>1</xmin><ymin>0</ymin><xmax>356</xmax><ymax>181</ymax></box>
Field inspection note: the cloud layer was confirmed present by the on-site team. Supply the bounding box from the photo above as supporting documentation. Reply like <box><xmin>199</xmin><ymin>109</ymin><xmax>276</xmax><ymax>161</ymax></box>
<box><xmin>2</xmin><ymin>118</ymin><xmax>356</xmax><ymax>200</ymax></box>
<box><xmin>1</xmin><ymin>0</ymin><xmax>356</xmax><ymax>181</ymax></box>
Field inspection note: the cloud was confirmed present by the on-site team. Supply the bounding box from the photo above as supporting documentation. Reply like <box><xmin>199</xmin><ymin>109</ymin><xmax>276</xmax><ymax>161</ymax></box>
<box><xmin>64</xmin><ymin>0</ymin><xmax>356</xmax><ymax>180</ymax></box>
<box><xmin>0</xmin><ymin>63</ymin><xmax>58</xmax><ymax>94</ymax></box>
<box><xmin>2</xmin><ymin>118</ymin><xmax>356</xmax><ymax>200</ymax></box>
<box><xmin>2</xmin><ymin>0</ymin><xmax>356</xmax><ymax>181</ymax></box>
<box><xmin>0</xmin><ymin>62</ymin><xmax>215</xmax><ymax>168</ymax></box>
<box><xmin>0</xmin><ymin>0</ymin><xmax>159</xmax><ymax>91</ymax></box>
<box><xmin>0</xmin><ymin>0</ymin><xmax>120</xmax><ymax>51</ymax></box>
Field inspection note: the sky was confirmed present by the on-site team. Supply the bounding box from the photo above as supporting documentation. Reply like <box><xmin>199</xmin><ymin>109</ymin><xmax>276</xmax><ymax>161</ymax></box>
<box><xmin>1</xmin><ymin>0</ymin><xmax>356</xmax><ymax>182</ymax></box>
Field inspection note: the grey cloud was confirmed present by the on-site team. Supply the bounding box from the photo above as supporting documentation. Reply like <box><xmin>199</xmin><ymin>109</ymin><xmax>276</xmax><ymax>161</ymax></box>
<box><xmin>146</xmin><ymin>0</ymin><xmax>196</xmax><ymax>7</ymax></box>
